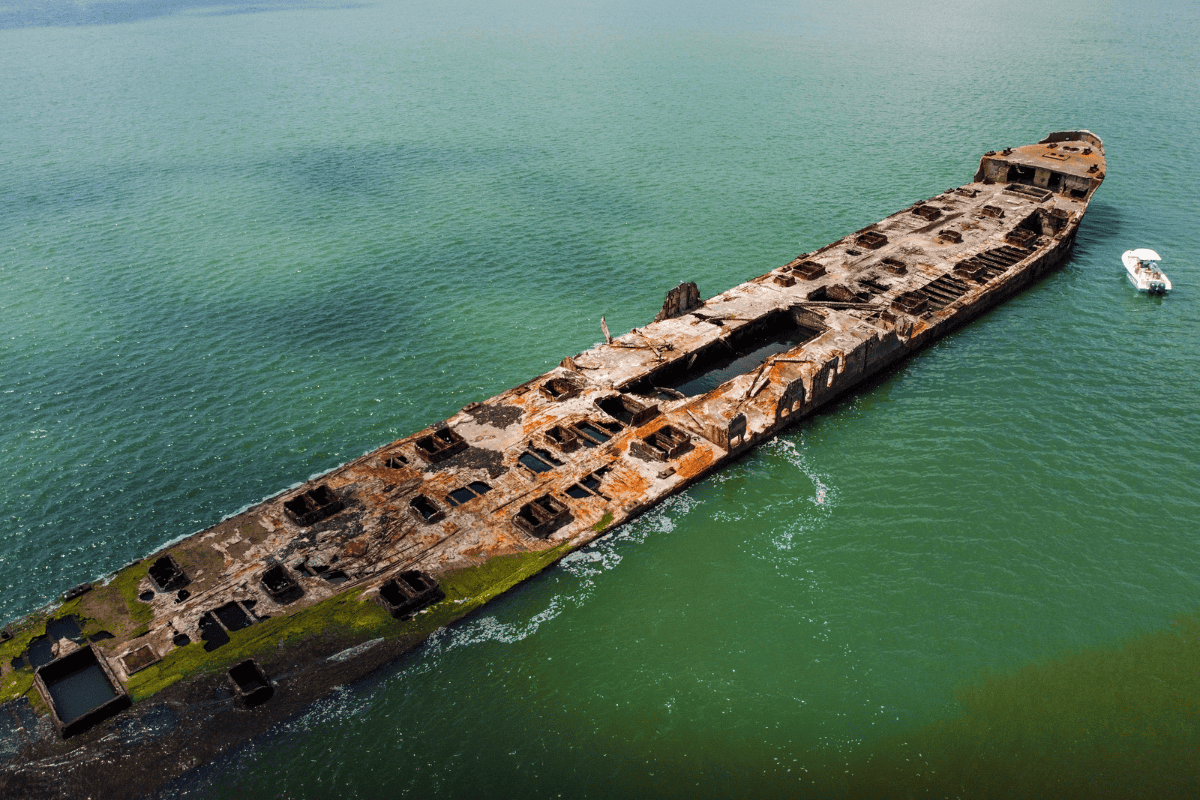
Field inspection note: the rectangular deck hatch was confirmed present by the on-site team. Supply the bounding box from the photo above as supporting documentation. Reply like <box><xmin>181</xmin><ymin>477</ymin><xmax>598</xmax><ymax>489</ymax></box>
<box><xmin>228</xmin><ymin>659</ymin><xmax>273</xmax><ymax>707</ymax></box>
<box><xmin>540</xmin><ymin>376</ymin><xmax>582</xmax><ymax>401</ymax></box>
<box><xmin>213</xmin><ymin>601</ymin><xmax>253</xmax><ymax>632</ymax></box>
<box><xmin>628</xmin><ymin>308</ymin><xmax>824</xmax><ymax>399</ymax></box>
<box><xmin>631</xmin><ymin>425</ymin><xmax>693</xmax><ymax>462</ymax></box>
<box><xmin>413</xmin><ymin>427</ymin><xmax>467</xmax><ymax>464</ymax></box>
<box><xmin>518</xmin><ymin>446</ymin><xmax>563</xmax><ymax>474</ymax></box>
<box><xmin>571</xmin><ymin>421</ymin><xmax>612</xmax><ymax>446</ymax></box>
<box><xmin>148</xmin><ymin>555</ymin><xmax>189</xmax><ymax>592</ymax></box>
<box><xmin>378</xmin><ymin>570</ymin><xmax>445</xmax><ymax>619</ymax></box>
<box><xmin>856</xmin><ymin>231</ymin><xmax>888</xmax><ymax>250</ymax></box>
<box><xmin>566</xmin><ymin>469</ymin><xmax>610</xmax><ymax>500</ymax></box>
<box><xmin>260</xmin><ymin>564</ymin><xmax>302</xmax><ymax>603</ymax></box>
<box><xmin>595</xmin><ymin>395</ymin><xmax>659</xmax><ymax>427</ymax></box>
<box><xmin>409</xmin><ymin>494</ymin><xmax>444</xmax><ymax>523</ymax></box>
<box><xmin>513</xmin><ymin>495</ymin><xmax>571</xmax><ymax>539</ymax></box>
<box><xmin>283</xmin><ymin>484</ymin><xmax>345</xmax><ymax>526</ymax></box>
<box><xmin>545</xmin><ymin>425</ymin><xmax>580</xmax><ymax>452</ymax></box>
<box><xmin>35</xmin><ymin>646</ymin><xmax>131</xmax><ymax>738</ymax></box>
<box><xmin>446</xmin><ymin>481</ymin><xmax>491</xmax><ymax>507</ymax></box>
<box><xmin>792</xmin><ymin>260</ymin><xmax>826</xmax><ymax>280</ymax></box>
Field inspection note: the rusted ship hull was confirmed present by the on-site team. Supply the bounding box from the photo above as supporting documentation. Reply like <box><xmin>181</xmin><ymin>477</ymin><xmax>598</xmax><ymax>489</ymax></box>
<box><xmin>0</xmin><ymin>132</ymin><xmax>1105</xmax><ymax>798</ymax></box>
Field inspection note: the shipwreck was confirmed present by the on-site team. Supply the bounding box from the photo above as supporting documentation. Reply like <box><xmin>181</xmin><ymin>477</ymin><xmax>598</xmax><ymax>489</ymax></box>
<box><xmin>0</xmin><ymin>131</ymin><xmax>1105</xmax><ymax>798</ymax></box>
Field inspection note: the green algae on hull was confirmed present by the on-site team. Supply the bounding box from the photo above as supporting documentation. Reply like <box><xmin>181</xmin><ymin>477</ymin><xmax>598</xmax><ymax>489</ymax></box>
<box><xmin>127</xmin><ymin>542</ymin><xmax>573</xmax><ymax>701</ymax></box>
<box><xmin>0</xmin><ymin>561</ymin><xmax>155</xmax><ymax>706</ymax></box>
<box><xmin>591</xmin><ymin>511</ymin><xmax>615</xmax><ymax>534</ymax></box>
<box><xmin>0</xmin><ymin>534</ymin><xmax>573</xmax><ymax>715</ymax></box>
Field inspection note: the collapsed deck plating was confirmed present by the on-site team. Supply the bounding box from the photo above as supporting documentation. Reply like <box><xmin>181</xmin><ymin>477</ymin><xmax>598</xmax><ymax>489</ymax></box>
<box><xmin>0</xmin><ymin>131</ymin><xmax>1105</xmax><ymax>798</ymax></box>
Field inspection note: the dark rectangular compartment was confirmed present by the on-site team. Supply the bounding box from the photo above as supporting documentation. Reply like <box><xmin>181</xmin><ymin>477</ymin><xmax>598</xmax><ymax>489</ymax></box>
<box><xmin>856</xmin><ymin>230</ymin><xmax>888</xmax><ymax>250</ymax></box>
<box><xmin>283</xmin><ymin>484</ymin><xmax>345</xmax><ymax>526</ymax></box>
<box><xmin>631</xmin><ymin>425</ymin><xmax>693</xmax><ymax>462</ymax></box>
<box><xmin>571</xmin><ymin>421</ymin><xmax>612</xmax><ymax>446</ymax></box>
<box><xmin>540</xmin><ymin>376</ymin><xmax>582</xmax><ymax>401</ymax></box>
<box><xmin>260</xmin><ymin>564</ymin><xmax>302</xmax><ymax>603</ymax></box>
<box><xmin>1004</xmin><ymin>227</ymin><xmax>1038</xmax><ymax>249</ymax></box>
<box><xmin>413</xmin><ymin>427</ymin><xmax>468</xmax><ymax>464</ymax></box>
<box><xmin>595</xmin><ymin>395</ymin><xmax>659</xmax><ymax>428</ymax></box>
<box><xmin>212</xmin><ymin>602</ymin><xmax>253</xmax><ymax>632</ymax></box>
<box><xmin>792</xmin><ymin>260</ymin><xmax>826</xmax><ymax>280</ymax></box>
<box><xmin>227</xmin><ymin>659</ymin><xmax>273</xmax><ymax>707</ymax></box>
<box><xmin>513</xmin><ymin>495</ymin><xmax>571</xmax><ymax>539</ymax></box>
<box><xmin>409</xmin><ymin>494</ymin><xmax>444</xmax><ymax>523</ymax></box>
<box><xmin>377</xmin><ymin>570</ymin><xmax>445</xmax><ymax>619</ymax></box>
<box><xmin>35</xmin><ymin>646</ymin><xmax>131</xmax><ymax>738</ymax></box>
<box><xmin>626</xmin><ymin>308</ymin><xmax>824</xmax><ymax>399</ymax></box>
<box><xmin>148</xmin><ymin>555</ymin><xmax>189</xmax><ymax>592</ymax></box>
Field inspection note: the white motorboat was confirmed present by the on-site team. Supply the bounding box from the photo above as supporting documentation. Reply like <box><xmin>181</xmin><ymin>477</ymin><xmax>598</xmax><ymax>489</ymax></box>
<box><xmin>1122</xmin><ymin>248</ymin><xmax>1172</xmax><ymax>294</ymax></box>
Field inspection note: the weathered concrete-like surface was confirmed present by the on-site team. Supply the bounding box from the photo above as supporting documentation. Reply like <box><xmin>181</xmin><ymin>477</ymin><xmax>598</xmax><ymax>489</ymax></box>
<box><xmin>0</xmin><ymin>131</ymin><xmax>1105</xmax><ymax>799</ymax></box>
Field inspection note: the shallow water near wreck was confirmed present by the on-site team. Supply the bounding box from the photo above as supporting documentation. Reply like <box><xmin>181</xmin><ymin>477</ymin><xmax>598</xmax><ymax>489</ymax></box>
<box><xmin>3</xmin><ymin>0</ymin><xmax>1200</xmax><ymax>796</ymax></box>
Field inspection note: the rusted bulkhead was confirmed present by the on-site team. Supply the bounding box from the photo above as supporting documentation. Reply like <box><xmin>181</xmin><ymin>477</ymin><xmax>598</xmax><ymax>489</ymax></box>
<box><xmin>0</xmin><ymin>132</ymin><xmax>1105</xmax><ymax>798</ymax></box>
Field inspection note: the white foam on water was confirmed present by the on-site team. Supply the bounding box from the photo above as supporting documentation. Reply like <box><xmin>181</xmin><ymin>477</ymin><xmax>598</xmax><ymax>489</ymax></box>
<box><xmin>770</xmin><ymin>436</ymin><xmax>836</xmax><ymax>510</ymax></box>
<box><xmin>284</xmin><ymin>683</ymin><xmax>377</xmax><ymax>735</ymax></box>
<box><xmin>403</xmin><ymin>493</ymin><xmax>701</xmax><ymax>675</ymax></box>
<box><xmin>755</xmin><ymin>436</ymin><xmax>838</xmax><ymax>554</ymax></box>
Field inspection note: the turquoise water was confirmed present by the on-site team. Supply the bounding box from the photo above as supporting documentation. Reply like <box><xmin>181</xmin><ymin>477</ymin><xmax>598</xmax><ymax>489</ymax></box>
<box><xmin>2</xmin><ymin>0</ymin><xmax>1200</xmax><ymax>796</ymax></box>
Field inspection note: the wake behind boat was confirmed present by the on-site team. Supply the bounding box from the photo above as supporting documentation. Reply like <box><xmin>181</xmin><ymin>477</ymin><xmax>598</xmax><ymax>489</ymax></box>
<box><xmin>1123</xmin><ymin>248</ymin><xmax>1172</xmax><ymax>293</ymax></box>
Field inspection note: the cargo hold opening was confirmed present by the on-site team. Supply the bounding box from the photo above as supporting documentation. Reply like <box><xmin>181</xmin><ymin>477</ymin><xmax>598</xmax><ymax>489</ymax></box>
<box><xmin>628</xmin><ymin>308</ymin><xmax>824</xmax><ymax>398</ymax></box>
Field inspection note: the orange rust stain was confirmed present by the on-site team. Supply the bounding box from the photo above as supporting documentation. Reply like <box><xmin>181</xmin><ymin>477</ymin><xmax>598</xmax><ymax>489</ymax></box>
<box><xmin>459</xmin><ymin>543</ymin><xmax>488</xmax><ymax>561</ymax></box>
<box><xmin>633</xmin><ymin>416</ymin><xmax>671</xmax><ymax>437</ymax></box>
<box><xmin>422</xmin><ymin>473</ymin><xmax>458</xmax><ymax>493</ymax></box>
<box><xmin>523</xmin><ymin>408</ymin><xmax>562</xmax><ymax>433</ymax></box>
<box><xmin>675</xmin><ymin>446</ymin><xmax>715</xmax><ymax>480</ymax></box>
<box><xmin>344</xmin><ymin>538</ymin><xmax>369</xmax><ymax>557</ymax></box>
<box><xmin>606</xmin><ymin>467</ymin><xmax>652</xmax><ymax>498</ymax></box>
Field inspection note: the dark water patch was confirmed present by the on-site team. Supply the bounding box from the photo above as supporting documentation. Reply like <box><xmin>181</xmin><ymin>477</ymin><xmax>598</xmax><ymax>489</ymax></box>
<box><xmin>45</xmin><ymin>615</ymin><xmax>82</xmax><ymax>642</ymax></box>
<box><xmin>25</xmin><ymin>637</ymin><xmax>56</xmax><ymax>669</ymax></box>
<box><xmin>0</xmin><ymin>0</ymin><xmax>339</xmax><ymax>29</ymax></box>
<box><xmin>212</xmin><ymin>602</ymin><xmax>253</xmax><ymax>632</ymax></box>
<box><xmin>46</xmin><ymin>663</ymin><xmax>119</xmax><ymax>725</ymax></box>
<box><xmin>36</xmin><ymin>646</ymin><xmax>132</xmax><ymax>738</ymax></box>
<box><xmin>115</xmin><ymin>704</ymin><xmax>180</xmax><ymax>745</ymax></box>
<box><xmin>674</xmin><ymin>336</ymin><xmax>799</xmax><ymax>397</ymax></box>
<box><xmin>807</xmin><ymin>611</ymin><xmax>1200</xmax><ymax>799</ymax></box>
<box><xmin>198</xmin><ymin>613</ymin><xmax>230</xmax><ymax>652</ymax></box>
<box><xmin>629</xmin><ymin>309</ymin><xmax>823</xmax><ymax>398</ymax></box>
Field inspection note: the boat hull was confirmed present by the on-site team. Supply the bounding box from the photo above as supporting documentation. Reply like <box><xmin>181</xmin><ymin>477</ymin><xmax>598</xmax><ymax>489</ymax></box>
<box><xmin>1122</xmin><ymin>250</ymin><xmax>1172</xmax><ymax>293</ymax></box>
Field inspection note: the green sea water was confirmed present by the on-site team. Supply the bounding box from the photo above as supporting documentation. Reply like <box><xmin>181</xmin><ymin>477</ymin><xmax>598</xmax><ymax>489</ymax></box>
<box><xmin>2</xmin><ymin>0</ymin><xmax>1199</xmax><ymax>796</ymax></box>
